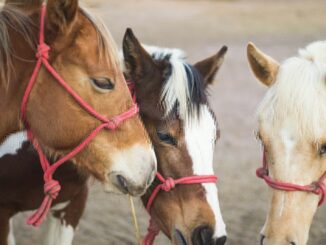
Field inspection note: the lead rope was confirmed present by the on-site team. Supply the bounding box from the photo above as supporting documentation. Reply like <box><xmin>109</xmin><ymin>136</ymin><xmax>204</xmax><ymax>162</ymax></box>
<box><xmin>129</xmin><ymin>195</ymin><xmax>141</xmax><ymax>245</ymax></box>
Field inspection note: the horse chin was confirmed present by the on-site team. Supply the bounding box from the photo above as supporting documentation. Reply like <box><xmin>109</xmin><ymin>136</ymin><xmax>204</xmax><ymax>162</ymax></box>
<box><xmin>103</xmin><ymin>173</ymin><xmax>149</xmax><ymax>196</ymax></box>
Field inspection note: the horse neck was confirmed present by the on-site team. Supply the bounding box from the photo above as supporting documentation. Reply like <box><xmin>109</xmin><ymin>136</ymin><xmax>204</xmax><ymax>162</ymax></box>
<box><xmin>0</xmin><ymin>20</ymin><xmax>37</xmax><ymax>143</ymax></box>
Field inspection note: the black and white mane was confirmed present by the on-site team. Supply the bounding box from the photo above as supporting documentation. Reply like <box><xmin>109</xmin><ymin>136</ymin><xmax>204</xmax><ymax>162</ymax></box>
<box><xmin>144</xmin><ymin>45</ymin><xmax>208</xmax><ymax>120</ymax></box>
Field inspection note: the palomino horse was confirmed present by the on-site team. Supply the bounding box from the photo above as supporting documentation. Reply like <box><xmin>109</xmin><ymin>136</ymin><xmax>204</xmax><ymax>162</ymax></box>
<box><xmin>247</xmin><ymin>41</ymin><xmax>326</xmax><ymax>245</ymax></box>
<box><xmin>0</xmin><ymin>0</ymin><xmax>156</xmax><ymax>233</ymax></box>
<box><xmin>0</xmin><ymin>28</ymin><xmax>228</xmax><ymax>245</ymax></box>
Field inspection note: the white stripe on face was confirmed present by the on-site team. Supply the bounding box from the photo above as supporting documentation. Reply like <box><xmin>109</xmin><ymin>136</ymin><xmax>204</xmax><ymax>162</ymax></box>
<box><xmin>0</xmin><ymin>131</ymin><xmax>27</xmax><ymax>158</ymax></box>
<box><xmin>274</xmin><ymin>126</ymin><xmax>297</xmax><ymax>217</ymax></box>
<box><xmin>184</xmin><ymin>105</ymin><xmax>226</xmax><ymax>238</ymax></box>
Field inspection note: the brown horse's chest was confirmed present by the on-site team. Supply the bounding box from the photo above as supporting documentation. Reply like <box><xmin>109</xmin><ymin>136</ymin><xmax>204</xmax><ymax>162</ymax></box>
<box><xmin>0</xmin><ymin>139</ymin><xmax>88</xmax><ymax>212</ymax></box>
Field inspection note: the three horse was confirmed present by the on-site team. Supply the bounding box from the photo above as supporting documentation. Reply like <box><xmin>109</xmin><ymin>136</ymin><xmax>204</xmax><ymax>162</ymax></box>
<box><xmin>0</xmin><ymin>1</ymin><xmax>324</xmax><ymax>245</ymax></box>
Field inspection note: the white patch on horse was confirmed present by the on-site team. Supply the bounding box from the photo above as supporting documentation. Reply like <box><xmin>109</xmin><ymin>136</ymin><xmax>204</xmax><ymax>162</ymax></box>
<box><xmin>0</xmin><ymin>131</ymin><xmax>27</xmax><ymax>158</ymax></box>
<box><xmin>184</xmin><ymin>105</ymin><xmax>227</xmax><ymax>238</ymax></box>
<box><xmin>8</xmin><ymin>219</ymin><xmax>15</xmax><ymax>245</ymax></box>
<box><xmin>41</xmin><ymin>213</ymin><xmax>74</xmax><ymax>245</ymax></box>
<box><xmin>51</xmin><ymin>201</ymin><xmax>71</xmax><ymax>212</ymax></box>
<box><xmin>278</xmin><ymin>127</ymin><xmax>297</xmax><ymax>216</ymax></box>
<box><xmin>281</xmin><ymin>128</ymin><xmax>295</xmax><ymax>167</ymax></box>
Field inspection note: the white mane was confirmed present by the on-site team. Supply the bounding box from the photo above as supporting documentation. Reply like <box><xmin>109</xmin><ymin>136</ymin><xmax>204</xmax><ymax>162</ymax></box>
<box><xmin>258</xmin><ymin>41</ymin><xmax>326</xmax><ymax>141</ymax></box>
<box><xmin>143</xmin><ymin>45</ymin><xmax>194</xmax><ymax>120</ymax></box>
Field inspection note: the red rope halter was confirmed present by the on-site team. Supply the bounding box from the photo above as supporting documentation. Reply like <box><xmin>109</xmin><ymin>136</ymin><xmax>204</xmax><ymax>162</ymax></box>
<box><xmin>256</xmin><ymin>149</ymin><xmax>326</xmax><ymax>206</ymax></box>
<box><xmin>142</xmin><ymin>173</ymin><xmax>218</xmax><ymax>245</ymax></box>
<box><xmin>21</xmin><ymin>3</ymin><xmax>139</xmax><ymax>227</ymax></box>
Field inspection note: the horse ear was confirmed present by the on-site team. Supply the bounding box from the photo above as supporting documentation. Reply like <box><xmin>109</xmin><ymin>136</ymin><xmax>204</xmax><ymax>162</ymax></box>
<box><xmin>46</xmin><ymin>0</ymin><xmax>78</xmax><ymax>33</ymax></box>
<box><xmin>122</xmin><ymin>28</ymin><xmax>156</xmax><ymax>82</ymax></box>
<box><xmin>194</xmin><ymin>46</ymin><xmax>228</xmax><ymax>87</ymax></box>
<box><xmin>247</xmin><ymin>42</ymin><xmax>279</xmax><ymax>87</ymax></box>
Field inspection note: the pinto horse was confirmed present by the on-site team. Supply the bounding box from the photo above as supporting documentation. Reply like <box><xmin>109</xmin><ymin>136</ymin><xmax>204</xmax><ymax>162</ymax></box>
<box><xmin>0</xmin><ymin>28</ymin><xmax>228</xmax><ymax>245</ymax></box>
<box><xmin>0</xmin><ymin>0</ymin><xmax>156</xmax><ymax>237</ymax></box>
<box><xmin>123</xmin><ymin>29</ymin><xmax>227</xmax><ymax>245</ymax></box>
<box><xmin>248</xmin><ymin>41</ymin><xmax>326</xmax><ymax>245</ymax></box>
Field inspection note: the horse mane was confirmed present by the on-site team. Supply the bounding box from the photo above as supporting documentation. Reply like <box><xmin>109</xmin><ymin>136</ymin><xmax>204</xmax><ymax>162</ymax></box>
<box><xmin>144</xmin><ymin>45</ymin><xmax>208</xmax><ymax>120</ymax></box>
<box><xmin>0</xmin><ymin>3</ymin><xmax>121</xmax><ymax>89</ymax></box>
<box><xmin>79</xmin><ymin>7</ymin><xmax>121</xmax><ymax>74</ymax></box>
<box><xmin>0</xmin><ymin>4</ymin><xmax>36</xmax><ymax>89</ymax></box>
<box><xmin>258</xmin><ymin>41</ymin><xmax>326</xmax><ymax>141</ymax></box>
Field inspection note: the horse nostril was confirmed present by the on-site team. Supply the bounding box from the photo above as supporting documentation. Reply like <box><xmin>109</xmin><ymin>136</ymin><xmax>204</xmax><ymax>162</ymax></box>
<box><xmin>116</xmin><ymin>174</ymin><xmax>129</xmax><ymax>193</ymax></box>
<box><xmin>290</xmin><ymin>242</ymin><xmax>296</xmax><ymax>245</ymax></box>
<box><xmin>260</xmin><ymin>235</ymin><xmax>265</xmax><ymax>245</ymax></box>
<box><xmin>192</xmin><ymin>225</ymin><xmax>213</xmax><ymax>245</ymax></box>
<box><xmin>216</xmin><ymin>236</ymin><xmax>227</xmax><ymax>245</ymax></box>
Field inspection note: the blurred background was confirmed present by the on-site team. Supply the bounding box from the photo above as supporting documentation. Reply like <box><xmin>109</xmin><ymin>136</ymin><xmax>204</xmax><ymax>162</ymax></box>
<box><xmin>12</xmin><ymin>0</ymin><xmax>326</xmax><ymax>244</ymax></box>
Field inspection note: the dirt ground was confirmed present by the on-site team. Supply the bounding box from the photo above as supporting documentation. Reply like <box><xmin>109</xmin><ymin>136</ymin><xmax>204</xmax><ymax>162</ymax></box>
<box><xmin>11</xmin><ymin>0</ymin><xmax>326</xmax><ymax>244</ymax></box>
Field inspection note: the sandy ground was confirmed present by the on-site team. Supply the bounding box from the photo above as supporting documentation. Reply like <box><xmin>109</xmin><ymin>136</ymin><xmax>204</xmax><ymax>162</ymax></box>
<box><xmin>10</xmin><ymin>0</ymin><xmax>326</xmax><ymax>244</ymax></box>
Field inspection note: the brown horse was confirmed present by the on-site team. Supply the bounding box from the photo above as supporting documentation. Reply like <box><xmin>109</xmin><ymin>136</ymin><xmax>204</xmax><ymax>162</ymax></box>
<box><xmin>0</xmin><ymin>0</ymin><xmax>156</xmax><ymax>198</ymax></box>
<box><xmin>123</xmin><ymin>29</ymin><xmax>227</xmax><ymax>245</ymax></box>
<box><xmin>0</xmin><ymin>29</ymin><xmax>228</xmax><ymax>245</ymax></box>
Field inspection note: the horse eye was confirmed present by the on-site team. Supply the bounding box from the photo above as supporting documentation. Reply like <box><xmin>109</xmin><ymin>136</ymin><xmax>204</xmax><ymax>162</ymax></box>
<box><xmin>91</xmin><ymin>77</ymin><xmax>114</xmax><ymax>91</ymax></box>
<box><xmin>157</xmin><ymin>132</ymin><xmax>177</xmax><ymax>146</ymax></box>
<box><xmin>319</xmin><ymin>144</ymin><xmax>326</xmax><ymax>155</ymax></box>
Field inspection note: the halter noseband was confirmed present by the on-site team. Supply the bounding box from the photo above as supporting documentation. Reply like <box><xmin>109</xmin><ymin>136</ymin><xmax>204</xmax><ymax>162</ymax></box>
<box><xmin>256</xmin><ymin>149</ymin><xmax>326</xmax><ymax>206</ymax></box>
<box><xmin>21</xmin><ymin>3</ymin><xmax>138</xmax><ymax>227</ymax></box>
<box><xmin>142</xmin><ymin>173</ymin><xmax>218</xmax><ymax>245</ymax></box>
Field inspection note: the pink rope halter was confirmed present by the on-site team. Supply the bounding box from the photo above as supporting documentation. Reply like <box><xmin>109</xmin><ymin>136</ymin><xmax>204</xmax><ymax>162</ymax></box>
<box><xmin>142</xmin><ymin>173</ymin><xmax>218</xmax><ymax>245</ymax></box>
<box><xmin>21</xmin><ymin>3</ymin><xmax>139</xmax><ymax>227</ymax></box>
<box><xmin>256</xmin><ymin>149</ymin><xmax>326</xmax><ymax>206</ymax></box>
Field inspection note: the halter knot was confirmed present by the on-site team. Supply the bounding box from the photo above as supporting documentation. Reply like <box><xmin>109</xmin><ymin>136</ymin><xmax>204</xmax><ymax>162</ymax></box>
<box><xmin>256</xmin><ymin>167</ymin><xmax>268</xmax><ymax>178</ymax></box>
<box><xmin>312</xmin><ymin>181</ymin><xmax>326</xmax><ymax>206</ymax></box>
<box><xmin>161</xmin><ymin>177</ymin><xmax>175</xmax><ymax>192</ymax></box>
<box><xmin>44</xmin><ymin>179</ymin><xmax>61</xmax><ymax>199</ymax></box>
<box><xmin>106</xmin><ymin>117</ymin><xmax>120</xmax><ymax>130</ymax></box>
<box><xmin>36</xmin><ymin>43</ymin><xmax>50</xmax><ymax>60</ymax></box>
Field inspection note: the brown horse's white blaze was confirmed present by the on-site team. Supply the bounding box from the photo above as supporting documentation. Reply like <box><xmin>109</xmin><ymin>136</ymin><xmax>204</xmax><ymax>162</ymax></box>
<box><xmin>0</xmin><ymin>0</ymin><xmax>156</xmax><ymax>197</ymax></box>
<box><xmin>123</xmin><ymin>29</ymin><xmax>227</xmax><ymax>245</ymax></box>
<box><xmin>248</xmin><ymin>41</ymin><xmax>326</xmax><ymax>245</ymax></box>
